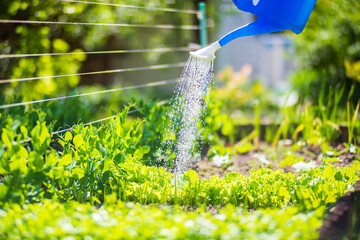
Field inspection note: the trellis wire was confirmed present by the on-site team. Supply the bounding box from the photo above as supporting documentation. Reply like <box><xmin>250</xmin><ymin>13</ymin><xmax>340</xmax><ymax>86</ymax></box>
<box><xmin>6</xmin><ymin>100</ymin><xmax>168</xmax><ymax>147</ymax></box>
<box><xmin>50</xmin><ymin>109</ymin><xmax>138</xmax><ymax>135</ymax></box>
<box><xmin>0</xmin><ymin>62</ymin><xmax>186</xmax><ymax>84</ymax></box>
<box><xmin>5</xmin><ymin>109</ymin><xmax>136</xmax><ymax>146</ymax></box>
<box><xmin>52</xmin><ymin>100</ymin><xmax>167</xmax><ymax>135</ymax></box>
<box><xmin>51</xmin><ymin>100</ymin><xmax>166</xmax><ymax>135</ymax></box>
<box><xmin>0</xmin><ymin>19</ymin><xmax>200</xmax><ymax>30</ymax></box>
<box><xmin>0</xmin><ymin>47</ymin><xmax>193</xmax><ymax>59</ymax></box>
<box><xmin>56</xmin><ymin>0</ymin><xmax>199</xmax><ymax>14</ymax></box>
<box><xmin>0</xmin><ymin>79</ymin><xmax>178</xmax><ymax>110</ymax></box>
<box><xmin>0</xmin><ymin>2</ymin><xmax>202</xmax><ymax>147</ymax></box>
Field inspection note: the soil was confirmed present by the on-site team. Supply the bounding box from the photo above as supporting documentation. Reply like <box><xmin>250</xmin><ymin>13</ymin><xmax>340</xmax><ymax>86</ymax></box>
<box><xmin>197</xmin><ymin>142</ymin><xmax>359</xmax><ymax>179</ymax></box>
<box><xmin>195</xmin><ymin>141</ymin><xmax>360</xmax><ymax>238</ymax></box>
<box><xmin>154</xmin><ymin>203</ymin><xmax>222</xmax><ymax>215</ymax></box>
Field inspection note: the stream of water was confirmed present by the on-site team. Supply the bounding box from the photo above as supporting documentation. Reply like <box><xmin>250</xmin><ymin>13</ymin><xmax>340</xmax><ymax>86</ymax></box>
<box><xmin>159</xmin><ymin>56</ymin><xmax>214</xmax><ymax>175</ymax></box>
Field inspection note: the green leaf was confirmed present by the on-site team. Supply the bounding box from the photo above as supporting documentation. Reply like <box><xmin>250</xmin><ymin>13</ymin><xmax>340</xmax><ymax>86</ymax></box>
<box><xmin>17</xmin><ymin>145</ymin><xmax>28</xmax><ymax>160</ymax></box>
<box><xmin>250</xmin><ymin>180</ymin><xmax>259</xmax><ymax>189</ymax></box>
<box><xmin>20</xmin><ymin>126</ymin><xmax>28</xmax><ymax>139</ymax></box>
<box><xmin>323</xmin><ymin>166</ymin><xmax>335</xmax><ymax>179</ymax></box>
<box><xmin>234</xmin><ymin>143</ymin><xmax>254</xmax><ymax>154</ymax></box>
<box><xmin>221</xmin><ymin>122</ymin><xmax>233</xmax><ymax>137</ymax></box>
<box><xmin>31</xmin><ymin>122</ymin><xmax>50</xmax><ymax>153</ymax></box>
<box><xmin>102</xmin><ymin>158</ymin><xmax>111</xmax><ymax>172</ymax></box>
<box><xmin>73</xmin><ymin>134</ymin><xmax>84</xmax><ymax>148</ymax></box>
<box><xmin>322</xmin><ymin>157</ymin><xmax>342</xmax><ymax>163</ymax></box>
<box><xmin>113</xmin><ymin>152</ymin><xmax>125</xmax><ymax>164</ymax></box>
<box><xmin>141</xmin><ymin>145</ymin><xmax>151</xmax><ymax>154</ymax></box>
<box><xmin>71</xmin><ymin>167</ymin><xmax>85</xmax><ymax>179</ymax></box>
<box><xmin>280</xmin><ymin>154</ymin><xmax>296</xmax><ymax>168</ymax></box>
<box><xmin>9</xmin><ymin>155</ymin><xmax>27</xmax><ymax>174</ymax></box>
<box><xmin>279</xmin><ymin>187</ymin><xmax>289</xmax><ymax>197</ymax></box>
<box><xmin>280</xmin><ymin>154</ymin><xmax>304</xmax><ymax>168</ymax></box>
<box><xmin>60</xmin><ymin>154</ymin><xmax>72</xmax><ymax>166</ymax></box>
<box><xmin>290</xmin><ymin>141</ymin><xmax>304</xmax><ymax>152</ymax></box>
<box><xmin>134</xmin><ymin>149</ymin><xmax>143</xmax><ymax>160</ymax></box>
<box><xmin>1</xmin><ymin>129</ymin><xmax>13</xmax><ymax>149</ymax></box>
<box><xmin>334</xmin><ymin>171</ymin><xmax>343</xmax><ymax>181</ymax></box>
<box><xmin>64</xmin><ymin>131</ymin><xmax>73</xmax><ymax>142</ymax></box>
<box><xmin>28</xmin><ymin>151</ymin><xmax>43</xmax><ymax>170</ymax></box>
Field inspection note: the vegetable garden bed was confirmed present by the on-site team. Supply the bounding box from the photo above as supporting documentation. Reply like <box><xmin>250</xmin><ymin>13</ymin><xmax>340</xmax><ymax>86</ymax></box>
<box><xmin>198</xmin><ymin>140</ymin><xmax>358</xmax><ymax>179</ymax></box>
<box><xmin>1</xmin><ymin>0</ymin><xmax>359</xmax><ymax>238</ymax></box>
<box><xmin>1</xmin><ymin>104</ymin><xmax>359</xmax><ymax>239</ymax></box>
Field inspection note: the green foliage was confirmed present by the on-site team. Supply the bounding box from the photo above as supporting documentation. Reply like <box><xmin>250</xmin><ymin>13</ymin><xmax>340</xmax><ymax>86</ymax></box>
<box><xmin>2</xmin><ymin>102</ymin><xmax>359</xmax><ymax>210</ymax></box>
<box><xmin>0</xmin><ymin>105</ymin><xmax>149</xmax><ymax>206</ymax></box>
<box><xmin>234</xmin><ymin>142</ymin><xmax>255</xmax><ymax>154</ymax></box>
<box><xmin>114</xmin><ymin>162</ymin><xmax>360</xmax><ymax>209</ymax></box>
<box><xmin>292</xmin><ymin>0</ymin><xmax>360</xmax><ymax>104</ymax></box>
<box><xmin>137</xmin><ymin>100</ymin><xmax>173</xmax><ymax>166</ymax></box>
<box><xmin>0</xmin><ymin>0</ymin><xmax>216</xmax><ymax>130</ymax></box>
<box><xmin>201</xmin><ymin>91</ymin><xmax>239</xmax><ymax>146</ymax></box>
<box><xmin>0</xmin><ymin>200</ymin><xmax>324</xmax><ymax>240</ymax></box>
<box><xmin>0</xmin><ymin>0</ymin><xmax>205</xmax><ymax>98</ymax></box>
<box><xmin>0</xmin><ymin>98</ymin><xmax>359</xmax><ymax>239</ymax></box>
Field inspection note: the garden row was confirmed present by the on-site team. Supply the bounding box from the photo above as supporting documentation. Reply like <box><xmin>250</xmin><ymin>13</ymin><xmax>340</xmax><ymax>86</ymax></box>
<box><xmin>1</xmin><ymin>104</ymin><xmax>359</xmax><ymax>208</ymax></box>
<box><xmin>1</xmin><ymin>96</ymin><xmax>359</xmax><ymax>239</ymax></box>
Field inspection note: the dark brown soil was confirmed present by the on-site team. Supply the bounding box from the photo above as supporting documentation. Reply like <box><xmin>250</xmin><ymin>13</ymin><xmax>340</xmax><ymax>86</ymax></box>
<box><xmin>155</xmin><ymin>203</ymin><xmax>222</xmax><ymax>215</ymax></box>
<box><xmin>197</xmin><ymin>142</ymin><xmax>359</xmax><ymax>179</ymax></box>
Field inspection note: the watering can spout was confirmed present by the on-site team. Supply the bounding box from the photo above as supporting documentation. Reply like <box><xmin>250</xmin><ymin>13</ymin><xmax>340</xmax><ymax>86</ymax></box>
<box><xmin>190</xmin><ymin>42</ymin><xmax>221</xmax><ymax>60</ymax></box>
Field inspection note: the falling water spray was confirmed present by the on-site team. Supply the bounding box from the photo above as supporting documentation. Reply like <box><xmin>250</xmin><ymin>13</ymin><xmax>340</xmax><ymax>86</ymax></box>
<box><xmin>159</xmin><ymin>56</ymin><xmax>214</xmax><ymax>185</ymax></box>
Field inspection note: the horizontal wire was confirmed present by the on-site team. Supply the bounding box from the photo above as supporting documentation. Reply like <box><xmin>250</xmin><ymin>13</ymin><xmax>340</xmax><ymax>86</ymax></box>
<box><xmin>0</xmin><ymin>62</ymin><xmax>186</xmax><ymax>84</ymax></box>
<box><xmin>51</xmin><ymin>100</ymin><xmax>167</xmax><ymax>135</ymax></box>
<box><xmin>50</xmin><ymin>113</ymin><xmax>124</xmax><ymax>135</ymax></box>
<box><xmin>4</xmin><ymin>100</ymin><xmax>168</xmax><ymax>146</ymax></box>
<box><xmin>0</xmin><ymin>47</ymin><xmax>193</xmax><ymax>59</ymax></box>
<box><xmin>0</xmin><ymin>79</ymin><xmax>178</xmax><ymax>109</ymax></box>
<box><xmin>56</xmin><ymin>0</ymin><xmax>199</xmax><ymax>14</ymax></box>
<box><xmin>0</xmin><ymin>19</ymin><xmax>200</xmax><ymax>30</ymax></box>
<box><xmin>50</xmin><ymin>109</ymin><xmax>135</xmax><ymax>135</ymax></box>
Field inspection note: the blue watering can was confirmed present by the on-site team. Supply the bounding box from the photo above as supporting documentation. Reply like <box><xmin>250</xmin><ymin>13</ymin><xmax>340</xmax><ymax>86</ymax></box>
<box><xmin>190</xmin><ymin>0</ymin><xmax>317</xmax><ymax>59</ymax></box>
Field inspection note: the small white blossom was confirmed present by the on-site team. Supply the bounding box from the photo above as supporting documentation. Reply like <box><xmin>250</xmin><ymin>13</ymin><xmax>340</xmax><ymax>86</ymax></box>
<box><xmin>292</xmin><ymin>161</ymin><xmax>317</xmax><ymax>172</ymax></box>
<box><xmin>212</xmin><ymin>155</ymin><xmax>231</xmax><ymax>167</ymax></box>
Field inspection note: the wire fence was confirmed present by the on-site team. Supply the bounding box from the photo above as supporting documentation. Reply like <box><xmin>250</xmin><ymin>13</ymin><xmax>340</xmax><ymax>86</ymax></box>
<box><xmin>51</xmin><ymin>100</ymin><xmax>167</xmax><ymax>136</ymax></box>
<box><xmin>0</xmin><ymin>1</ymin><xmax>208</xmax><ymax>143</ymax></box>
<box><xmin>0</xmin><ymin>47</ymin><xmax>194</xmax><ymax>59</ymax></box>
<box><xmin>4</xmin><ymin>100</ymin><xmax>168</xmax><ymax>148</ymax></box>
<box><xmin>0</xmin><ymin>79</ymin><xmax>178</xmax><ymax>109</ymax></box>
<box><xmin>55</xmin><ymin>0</ymin><xmax>200</xmax><ymax>14</ymax></box>
<box><xmin>0</xmin><ymin>62</ymin><xmax>186</xmax><ymax>84</ymax></box>
<box><xmin>0</xmin><ymin>19</ymin><xmax>200</xmax><ymax>30</ymax></box>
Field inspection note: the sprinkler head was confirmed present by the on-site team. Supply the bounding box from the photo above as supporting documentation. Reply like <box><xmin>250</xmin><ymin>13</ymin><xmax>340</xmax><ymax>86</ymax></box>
<box><xmin>190</xmin><ymin>42</ymin><xmax>221</xmax><ymax>60</ymax></box>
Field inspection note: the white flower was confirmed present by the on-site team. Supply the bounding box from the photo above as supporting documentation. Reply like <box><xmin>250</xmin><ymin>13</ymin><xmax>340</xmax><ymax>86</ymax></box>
<box><xmin>212</xmin><ymin>155</ymin><xmax>231</xmax><ymax>167</ymax></box>
<box><xmin>292</xmin><ymin>161</ymin><xmax>317</xmax><ymax>172</ymax></box>
<box><xmin>254</xmin><ymin>153</ymin><xmax>271</xmax><ymax>165</ymax></box>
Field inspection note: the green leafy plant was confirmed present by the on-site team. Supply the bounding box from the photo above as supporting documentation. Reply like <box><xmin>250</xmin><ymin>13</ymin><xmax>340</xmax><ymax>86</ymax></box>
<box><xmin>0</xmin><ymin>200</ymin><xmax>325</xmax><ymax>240</ymax></box>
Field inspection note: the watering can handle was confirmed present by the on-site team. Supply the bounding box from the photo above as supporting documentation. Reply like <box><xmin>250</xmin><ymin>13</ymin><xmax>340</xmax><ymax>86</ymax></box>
<box><xmin>218</xmin><ymin>19</ymin><xmax>287</xmax><ymax>47</ymax></box>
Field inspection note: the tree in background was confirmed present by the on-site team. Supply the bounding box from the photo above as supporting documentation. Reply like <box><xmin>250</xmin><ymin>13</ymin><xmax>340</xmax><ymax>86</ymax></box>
<box><xmin>0</xmin><ymin>0</ymin><xmax>207</xmax><ymax>100</ymax></box>
<box><xmin>0</xmin><ymin>0</ymin><xmax>216</xmax><ymax>129</ymax></box>
<box><xmin>292</xmin><ymin>0</ymin><xmax>360</xmax><ymax>104</ymax></box>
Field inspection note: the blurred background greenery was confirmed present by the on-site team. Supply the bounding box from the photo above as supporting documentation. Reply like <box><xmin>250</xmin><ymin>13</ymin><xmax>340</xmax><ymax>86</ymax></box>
<box><xmin>0</xmin><ymin>0</ymin><xmax>359</xmax><ymax>141</ymax></box>
<box><xmin>292</xmin><ymin>0</ymin><xmax>360</xmax><ymax>104</ymax></box>
<box><xmin>0</xmin><ymin>0</ymin><xmax>218</xmax><ymax>130</ymax></box>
